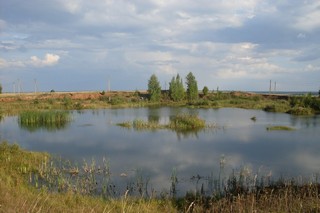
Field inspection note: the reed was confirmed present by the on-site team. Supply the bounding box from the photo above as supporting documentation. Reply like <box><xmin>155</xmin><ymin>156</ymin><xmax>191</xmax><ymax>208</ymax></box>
<box><xmin>1</xmin><ymin>142</ymin><xmax>320</xmax><ymax>212</ymax></box>
<box><xmin>168</xmin><ymin>113</ymin><xmax>206</xmax><ymax>131</ymax></box>
<box><xmin>266</xmin><ymin>125</ymin><xmax>296</xmax><ymax>131</ymax></box>
<box><xmin>18</xmin><ymin>111</ymin><xmax>71</xmax><ymax>131</ymax></box>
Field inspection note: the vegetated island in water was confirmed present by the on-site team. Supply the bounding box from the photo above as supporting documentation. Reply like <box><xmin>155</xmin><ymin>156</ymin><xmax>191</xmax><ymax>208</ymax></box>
<box><xmin>0</xmin><ymin>90</ymin><xmax>320</xmax><ymax>115</ymax></box>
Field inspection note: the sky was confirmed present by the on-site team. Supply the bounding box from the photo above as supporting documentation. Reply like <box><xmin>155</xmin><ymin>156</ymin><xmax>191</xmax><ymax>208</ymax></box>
<box><xmin>1</xmin><ymin>0</ymin><xmax>320</xmax><ymax>92</ymax></box>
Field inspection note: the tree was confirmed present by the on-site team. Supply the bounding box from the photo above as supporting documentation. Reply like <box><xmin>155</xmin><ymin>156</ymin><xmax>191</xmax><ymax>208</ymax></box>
<box><xmin>202</xmin><ymin>86</ymin><xmax>209</xmax><ymax>96</ymax></box>
<box><xmin>186</xmin><ymin>72</ymin><xmax>198</xmax><ymax>101</ymax></box>
<box><xmin>169</xmin><ymin>74</ymin><xmax>185</xmax><ymax>101</ymax></box>
<box><xmin>148</xmin><ymin>74</ymin><xmax>161</xmax><ymax>102</ymax></box>
<box><xmin>0</xmin><ymin>83</ymin><xmax>2</xmax><ymax>94</ymax></box>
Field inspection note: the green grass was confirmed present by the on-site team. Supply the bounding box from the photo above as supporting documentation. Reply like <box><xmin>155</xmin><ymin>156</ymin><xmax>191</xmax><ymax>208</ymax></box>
<box><xmin>1</xmin><ymin>91</ymin><xmax>319</xmax><ymax>116</ymax></box>
<box><xmin>266</xmin><ymin>125</ymin><xmax>296</xmax><ymax>131</ymax></box>
<box><xmin>18</xmin><ymin>111</ymin><xmax>71</xmax><ymax>131</ymax></box>
<box><xmin>1</xmin><ymin>141</ymin><xmax>320</xmax><ymax>212</ymax></box>
<box><xmin>168</xmin><ymin>113</ymin><xmax>206</xmax><ymax>131</ymax></box>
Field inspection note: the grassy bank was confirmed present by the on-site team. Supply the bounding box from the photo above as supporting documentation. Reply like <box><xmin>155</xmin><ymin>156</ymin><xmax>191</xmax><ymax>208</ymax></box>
<box><xmin>0</xmin><ymin>142</ymin><xmax>176</xmax><ymax>212</ymax></box>
<box><xmin>1</xmin><ymin>142</ymin><xmax>320</xmax><ymax>212</ymax></box>
<box><xmin>1</xmin><ymin>91</ymin><xmax>319</xmax><ymax>115</ymax></box>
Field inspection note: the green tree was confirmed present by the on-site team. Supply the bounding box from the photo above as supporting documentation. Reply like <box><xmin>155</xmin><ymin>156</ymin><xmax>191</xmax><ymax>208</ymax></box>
<box><xmin>148</xmin><ymin>74</ymin><xmax>161</xmax><ymax>102</ymax></box>
<box><xmin>186</xmin><ymin>72</ymin><xmax>198</xmax><ymax>101</ymax></box>
<box><xmin>202</xmin><ymin>86</ymin><xmax>209</xmax><ymax>96</ymax></box>
<box><xmin>169</xmin><ymin>74</ymin><xmax>185</xmax><ymax>101</ymax></box>
<box><xmin>0</xmin><ymin>83</ymin><xmax>2</xmax><ymax>94</ymax></box>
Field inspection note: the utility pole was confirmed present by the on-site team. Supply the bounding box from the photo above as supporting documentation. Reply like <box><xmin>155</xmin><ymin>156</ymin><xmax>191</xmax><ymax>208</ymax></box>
<box><xmin>13</xmin><ymin>82</ymin><xmax>15</xmax><ymax>94</ymax></box>
<box><xmin>18</xmin><ymin>79</ymin><xmax>21</xmax><ymax>94</ymax></box>
<box><xmin>269</xmin><ymin>80</ymin><xmax>272</xmax><ymax>94</ymax></box>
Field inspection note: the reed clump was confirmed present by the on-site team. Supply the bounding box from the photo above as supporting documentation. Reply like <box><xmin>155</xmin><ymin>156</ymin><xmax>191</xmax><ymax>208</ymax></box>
<box><xmin>266</xmin><ymin>125</ymin><xmax>296</xmax><ymax>131</ymax></box>
<box><xmin>18</xmin><ymin>111</ymin><xmax>71</xmax><ymax>131</ymax></box>
<box><xmin>168</xmin><ymin>114</ymin><xmax>206</xmax><ymax>131</ymax></box>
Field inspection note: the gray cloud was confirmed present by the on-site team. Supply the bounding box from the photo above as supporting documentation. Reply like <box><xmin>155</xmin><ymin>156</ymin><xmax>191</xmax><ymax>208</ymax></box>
<box><xmin>0</xmin><ymin>0</ymin><xmax>320</xmax><ymax>92</ymax></box>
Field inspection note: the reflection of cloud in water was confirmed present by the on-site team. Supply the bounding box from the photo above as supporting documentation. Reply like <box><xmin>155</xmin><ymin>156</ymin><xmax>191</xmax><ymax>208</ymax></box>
<box><xmin>293</xmin><ymin>151</ymin><xmax>320</xmax><ymax>173</ymax></box>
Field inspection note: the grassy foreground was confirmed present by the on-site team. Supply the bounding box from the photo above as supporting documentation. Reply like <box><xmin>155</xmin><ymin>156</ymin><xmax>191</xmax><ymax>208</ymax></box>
<box><xmin>0</xmin><ymin>142</ymin><xmax>175</xmax><ymax>212</ymax></box>
<box><xmin>1</xmin><ymin>142</ymin><xmax>320</xmax><ymax>212</ymax></box>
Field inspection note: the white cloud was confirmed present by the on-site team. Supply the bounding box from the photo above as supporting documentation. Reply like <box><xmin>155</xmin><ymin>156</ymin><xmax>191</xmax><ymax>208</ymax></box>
<box><xmin>0</xmin><ymin>54</ymin><xmax>60</xmax><ymax>69</ymax></box>
<box><xmin>30</xmin><ymin>53</ymin><xmax>60</xmax><ymax>67</ymax></box>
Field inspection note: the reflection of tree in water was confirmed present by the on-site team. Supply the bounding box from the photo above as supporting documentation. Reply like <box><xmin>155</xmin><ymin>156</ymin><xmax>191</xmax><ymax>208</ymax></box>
<box><xmin>148</xmin><ymin>108</ymin><xmax>160</xmax><ymax>123</ymax></box>
<box><xmin>290</xmin><ymin>115</ymin><xmax>319</xmax><ymax>128</ymax></box>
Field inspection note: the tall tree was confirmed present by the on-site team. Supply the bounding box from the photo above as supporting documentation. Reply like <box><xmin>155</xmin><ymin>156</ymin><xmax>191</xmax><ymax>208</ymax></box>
<box><xmin>148</xmin><ymin>74</ymin><xmax>161</xmax><ymax>102</ymax></box>
<box><xmin>0</xmin><ymin>83</ymin><xmax>2</xmax><ymax>94</ymax></box>
<box><xmin>186</xmin><ymin>72</ymin><xmax>198</xmax><ymax>101</ymax></box>
<box><xmin>169</xmin><ymin>74</ymin><xmax>185</xmax><ymax>101</ymax></box>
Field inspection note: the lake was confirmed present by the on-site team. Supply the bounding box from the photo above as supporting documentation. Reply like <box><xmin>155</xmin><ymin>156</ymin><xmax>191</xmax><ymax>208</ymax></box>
<box><xmin>1</xmin><ymin>107</ymin><xmax>320</xmax><ymax>196</ymax></box>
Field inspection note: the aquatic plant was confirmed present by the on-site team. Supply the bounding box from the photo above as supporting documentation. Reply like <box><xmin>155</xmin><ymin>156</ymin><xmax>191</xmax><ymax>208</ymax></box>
<box><xmin>266</xmin><ymin>125</ymin><xmax>296</xmax><ymax>131</ymax></box>
<box><xmin>168</xmin><ymin>113</ymin><xmax>205</xmax><ymax>131</ymax></box>
<box><xmin>18</xmin><ymin>111</ymin><xmax>71</xmax><ymax>131</ymax></box>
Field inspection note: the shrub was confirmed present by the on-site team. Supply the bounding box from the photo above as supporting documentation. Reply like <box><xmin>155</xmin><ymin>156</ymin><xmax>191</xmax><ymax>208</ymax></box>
<box><xmin>202</xmin><ymin>86</ymin><xmax>209</xmax><ymax>96</ymax></box>
<box><xmin>169</xmin><ymin>114</ymin><xmax>205</xmax><ymax>130</ymax></box>
<box><xmin>287</xmin><ymin>107</ymin><xmax>313</xmax><ymax>115</ymax></box>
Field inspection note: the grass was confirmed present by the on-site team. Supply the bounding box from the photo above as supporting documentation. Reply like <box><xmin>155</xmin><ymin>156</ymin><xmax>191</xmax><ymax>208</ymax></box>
<box><xmin>18</xmin><ymin>111</ymin><xmax>71</xmax><ymax>131</ymax></box>
<box><xmin>168</xmin><ymin>113</ymin><xmax>206</xmax><ymax>131</ymax></box>
<box><xmin>266</xmin><ymin>125</ymin><xmax>296</xmax><ymax>131</ymax></box>
<box><xmin>1</xmin><ymin>91</ymin><xmax>319</xmax><ymax>116</ymax></box>
<box><xmin>1</xmin><ymin>142</ymin><xmax>320</xmax><ymax>212</ymax></box>
<box><xmin>0</xmin><ymin>141</ymin><xmax>176</xmax><ymax>212</ymax></box>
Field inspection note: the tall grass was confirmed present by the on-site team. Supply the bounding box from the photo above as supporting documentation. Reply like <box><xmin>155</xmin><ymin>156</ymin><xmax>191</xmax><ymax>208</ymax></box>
<box><xmin>18</xmin><ymin>111</ymin><xmax>71</xmax><ymax>131</ymax></box>
<box><xmin>168</xmin><ymin>114</ymin><xmax>206</xmax><ymax>131</ymax></box>
<box><xmin>1</xmin><ymin>141</ymin><xmax>320</xmax><ymax>212</ymax></box>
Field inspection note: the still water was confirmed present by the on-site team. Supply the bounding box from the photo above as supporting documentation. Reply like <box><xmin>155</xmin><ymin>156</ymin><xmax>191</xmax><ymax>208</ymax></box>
<box><xmin>1</xmin><ymin>107</ymin><xmax>320</xmax><ymax>195</ymax></box>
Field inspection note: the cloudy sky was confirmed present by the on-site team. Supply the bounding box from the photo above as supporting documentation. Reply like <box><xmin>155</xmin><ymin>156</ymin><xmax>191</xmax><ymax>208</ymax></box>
<box><xmin>1</xmin><ymin>0</ymin><xmax>320</xmax><ymax>92</ymax></box>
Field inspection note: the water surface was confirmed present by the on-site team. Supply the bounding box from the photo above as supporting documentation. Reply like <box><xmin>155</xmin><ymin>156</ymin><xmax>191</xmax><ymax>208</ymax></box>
<box><xmin>1</xmin><ymin>107</ymin><xmax>319</xmax><ymax>195</ymax></box>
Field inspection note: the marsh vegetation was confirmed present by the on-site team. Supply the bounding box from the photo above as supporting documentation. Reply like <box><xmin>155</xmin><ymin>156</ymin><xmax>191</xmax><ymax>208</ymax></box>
<box><xmin>1</xmin><ymin>142</ymin><xmax>320</xmax><ymax>212</ymax></box>
<box><xmin>18</xmin><ymin>111</ymin><xmax>71</xmax><ymax>131</ymax></box>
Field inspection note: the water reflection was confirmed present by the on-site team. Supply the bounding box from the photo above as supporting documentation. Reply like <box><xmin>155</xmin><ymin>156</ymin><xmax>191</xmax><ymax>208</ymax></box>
<box><xmin>1</xmin><ymin>107</ymin><xmax>320</xmax><ymax>196</ymax></box>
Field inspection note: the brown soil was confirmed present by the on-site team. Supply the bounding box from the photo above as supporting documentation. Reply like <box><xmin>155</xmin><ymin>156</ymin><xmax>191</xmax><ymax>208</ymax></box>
<box><xmin>0</xmin><ymin>91</ymin><xmax>148</xmax><ymax>103</ymax></box>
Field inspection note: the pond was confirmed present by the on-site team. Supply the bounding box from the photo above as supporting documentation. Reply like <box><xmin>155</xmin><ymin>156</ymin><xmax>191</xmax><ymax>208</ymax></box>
<box><xmin>1</xmin><ymin>107</ymin><xmax>320</xmax><ymax>196</ymax></box>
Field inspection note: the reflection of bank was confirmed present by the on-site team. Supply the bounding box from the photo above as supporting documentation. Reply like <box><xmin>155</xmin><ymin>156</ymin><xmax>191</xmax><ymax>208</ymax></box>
<box><xmin>18</xmin><ymin>111</ymin><xmax>71</xmax><ymax>132</ymax></box>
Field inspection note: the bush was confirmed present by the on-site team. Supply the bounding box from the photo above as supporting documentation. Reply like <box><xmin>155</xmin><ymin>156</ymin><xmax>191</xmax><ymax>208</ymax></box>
<box><xmin>169</xmin><ymin>114</ymin><xmax>205</xmax><ymax>130</ymax></box>
<box><xmin>287</xmin><ymin>107</ymin><xmax>313</xmax><ymax>115</ymax></box>
<box><xmin>202</xmin><ymin>86</ymin><xmax>209</xmax><ymax>96</ymax></box>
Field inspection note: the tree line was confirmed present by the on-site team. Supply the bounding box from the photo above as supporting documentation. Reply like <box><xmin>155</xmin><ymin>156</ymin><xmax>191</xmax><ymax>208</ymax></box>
<box><xmin>148</xmin><ymin>72</ymin><xmax>203</xmax><ymax>102</ymax></box>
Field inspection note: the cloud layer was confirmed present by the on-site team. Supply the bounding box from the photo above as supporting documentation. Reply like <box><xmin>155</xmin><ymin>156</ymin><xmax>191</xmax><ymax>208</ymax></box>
<box><xmin>0</xmin><ymin>0</ymin><xmax>319</xmax><ymax>92</ymax></box>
